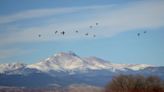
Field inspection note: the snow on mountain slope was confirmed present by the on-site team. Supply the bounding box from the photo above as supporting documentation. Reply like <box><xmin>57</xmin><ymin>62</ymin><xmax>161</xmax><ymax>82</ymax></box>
<box><xmin>27</xmin><ymin>52</ymin><xmax>85</xmax><ymax>72</ymax></box>
<box><xmin>0</xmin><ymin>52</ymin><xmax>153</xmax><ymax>74</ymax></box>
<box><xmin>107</xmin><ymin>63</ymin><xmax>152</xmax><ymax>71</ymax></box>
<box><xmin>27</xmin><ymin>52</ymin><xmax>151</xmax><ymax>73</ymax></box>
<box><xmin>0</xmin><ymin>63</ymin><xmax>26</xmax><ymax>73</ymax></box>
<box><xmin>84</xmin><ymin>57</ymin><xmax>111</xmax><ymax>69</ymax></box>
<box><xmin>27</xmin><ymin>52</ymin><xmax>112</xmax><ymax>72</ymax></box>
<box><xmin>126</xmin><ymin>64</ymin><xmax>152</xmax><ymax>70</ymax></box>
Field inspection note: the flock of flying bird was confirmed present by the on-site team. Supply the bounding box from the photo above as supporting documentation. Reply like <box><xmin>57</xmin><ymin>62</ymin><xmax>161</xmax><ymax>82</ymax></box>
<box><xmin>137</xmin><ymin>30</ymin><xmax>147</xmax><ymax>37</ymax></box>
<box><xmin>38</xmin><ymin>22</ymin><xmax>147</xmax><ymax>38</ymax></box>
<box><xmin>38</xmin><ymin>22</ymin><xmax>99</xmax><ymax>38</ymax></box>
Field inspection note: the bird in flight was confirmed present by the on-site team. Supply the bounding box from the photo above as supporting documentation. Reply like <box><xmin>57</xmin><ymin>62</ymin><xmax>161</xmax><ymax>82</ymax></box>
<box><xmin>89</xmin><ymin>26</ymin><xmax>93</xmax><ymax>29</ymax></box>
<box><xmin>61</xmin><ymin>31</ymin><xmax>65</xmax><ymax>35</ymax></box>
<box><xmin>137</xmin><ymin>33</ymin><xmax>140</xmax><ymax>37</ymax></box>
<box><xmin>38</xmin><ymin>34</ymin><xmax>41</xmax><ymax>37</ymax></box>
<box><xmin>144</xmin><ymin>31</ymin><xmax>147</xmax><ymax>34</ymax></box>
<box><xmin>96</xmin><ymin>23</ymin><xmax>99</xmax><ymax>26</ymax></box>
<box><xmin>75</xmin><ymin>30</ymin><xmax>78</xmax><ymax>33</ymax></box>
<box><xmin>55</xmin><ymin>31</ymin><xmax>58</xmax><ymax>34</ymax></box>
<box><xmin>85</xmin><ymin>33</ymin><xmax>88</xmax><ymax>36</ymax></box>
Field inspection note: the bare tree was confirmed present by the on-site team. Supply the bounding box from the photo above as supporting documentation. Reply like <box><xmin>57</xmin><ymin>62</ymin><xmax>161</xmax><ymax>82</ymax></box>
<box><xmin>105</xmin><ymin>74</ymin><xmax>164</xmax><ymax>92</ymax></box>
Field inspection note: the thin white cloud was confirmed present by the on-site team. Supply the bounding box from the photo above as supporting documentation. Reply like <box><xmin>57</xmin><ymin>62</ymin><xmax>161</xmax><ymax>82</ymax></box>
<box><xmin>0</xmin><ymin>5</ymin><xmax>114</xmax><ymax>24</ymax></box>
<box><xmin>0</xmin><ymin>0</ymin><xmax>164</xmax><ymax>46</ymax></box>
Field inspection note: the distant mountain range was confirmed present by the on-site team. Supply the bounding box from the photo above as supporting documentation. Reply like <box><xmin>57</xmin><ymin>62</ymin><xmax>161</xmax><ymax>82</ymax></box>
<box><xmin>0</xmin><ymin>52</ymin><xmax>163</xmax><ymax>88</ymax></box>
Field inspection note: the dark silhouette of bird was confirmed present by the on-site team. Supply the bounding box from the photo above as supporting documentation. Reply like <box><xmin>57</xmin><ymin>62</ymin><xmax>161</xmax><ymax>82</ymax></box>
<box><xmin>137</xmin><ymin>33</ymin><xmax>140</xmax><ymax>36</ymax></box>
<box><xmin>85</xmin><ymin>33</ymin><xmax>88</xmax><ymax>36</ymax></box>
<box><xmin>89</xmin><ymin>26</ymin><xmax>93</xmax><ymax>29</ymax></box>
<box><xmin>38</xmin><ymin>34</ymin><xmax>41</xmax><ymax>37</ymax></box>
<box><xmin>75</xmin><ymin>30</ymin><xmax>78</xmax><ymax>33</ymax></box>
<box><xmin>96</xmin><ymin>23</ymin><xmax>99</xmax><ymax>26</ymax></box>
<box><xmin>144</xmin><ymin>31</ymin><xmax>147</xmax><ymax>34</ymax></box>
<box><xmin>61</xmin><ymin>31</ymin><xmax>65</xmax><ymax>35</ymax></box>
<box><xmin>55</xmin><ymin>31</ymin><xmax>58</xmax><ymax>34</ymax></box>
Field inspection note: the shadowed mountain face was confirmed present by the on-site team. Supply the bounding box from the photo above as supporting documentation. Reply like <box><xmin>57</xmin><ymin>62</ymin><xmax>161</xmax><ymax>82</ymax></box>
<box><xmin>0</xmin><ymin>52</ymin><xmax>163</xmax><ymax>88</ymax></box>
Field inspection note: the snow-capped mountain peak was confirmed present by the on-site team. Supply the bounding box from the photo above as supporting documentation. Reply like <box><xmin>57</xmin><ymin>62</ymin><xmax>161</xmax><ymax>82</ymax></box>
<box><xmin>27</xmin><ymin>52</ymin><xmax>112</xmax><ymax>72</ymax></box>
<box><xmin>27</xmin><ymin>52</ymin><xmax>152</xmax><ymax>73</ymax></box>
<box><xmin>0</xmin><ymin>52</ymin><xmax>152</xmax><ymax>74</ymax></box>
<box><xmin>28</xmin><ymin>52</ymin><xmax>86</xmax><ymax>72</ymax></box>
<box><xmin>0</xmin><ymin>63</ymin><xmax>26</xmax><ymax>73</ymax></box>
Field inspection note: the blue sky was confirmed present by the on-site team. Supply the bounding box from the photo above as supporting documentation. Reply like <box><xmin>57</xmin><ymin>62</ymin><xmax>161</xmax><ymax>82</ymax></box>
<box><xmin>0</xmin><ymin>0</ymin><xmax>164</xmax><ymax>66</ymax></box>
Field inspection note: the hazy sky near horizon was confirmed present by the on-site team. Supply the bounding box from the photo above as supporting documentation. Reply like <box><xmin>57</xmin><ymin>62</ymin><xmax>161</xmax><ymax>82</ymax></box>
<box><xmin>0</xmin><ymin>0</ymin><xmax>164</xmax><ymax>66</ymax></box>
